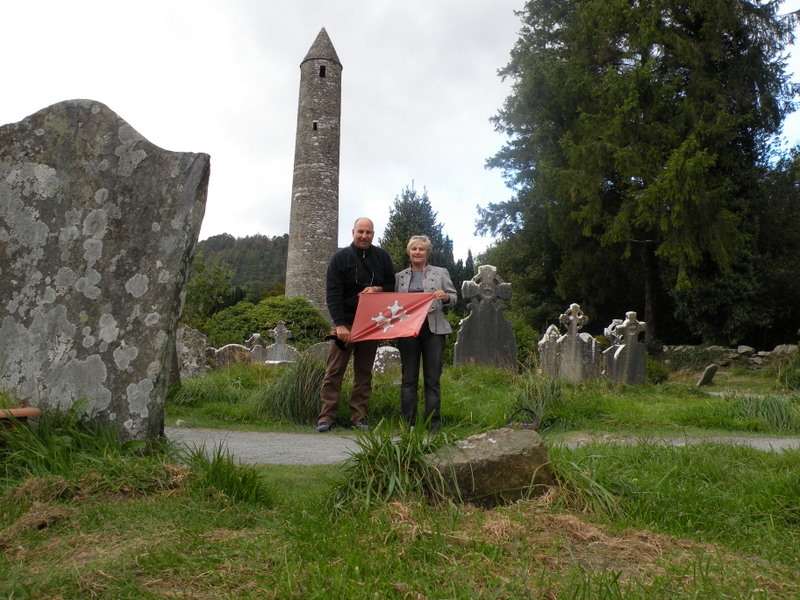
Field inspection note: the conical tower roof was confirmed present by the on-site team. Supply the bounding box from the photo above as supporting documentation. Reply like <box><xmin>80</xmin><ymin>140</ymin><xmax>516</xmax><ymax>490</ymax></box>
<box><xmin>302</xmin><ymin>27</ymin><xmax>341</xmax><ymax>67</ymax></box>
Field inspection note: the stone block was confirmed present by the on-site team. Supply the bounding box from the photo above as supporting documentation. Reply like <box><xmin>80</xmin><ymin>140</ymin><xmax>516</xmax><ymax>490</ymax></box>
<box><xmin>430</xmin><ymin>427</ymin><xmax>555</xmax><ymax>507</ymax></box>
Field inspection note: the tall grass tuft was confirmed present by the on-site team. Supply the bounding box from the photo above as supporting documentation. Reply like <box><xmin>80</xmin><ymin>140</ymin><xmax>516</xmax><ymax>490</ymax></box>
<box><xmin>328</xmin><ymin>421</ymin><xmax>451</xmax><ymax>513</ymax></box>
<box><xmin>0</xmin><ymin>406</ymin><xmax>178</xmax><ymax>499</ymax></box>
<box><xmin>168</xmin><ymin>364</ymin><xmax>273</xmax><ymax>407</ymax></box>
<box><xmin>182</xmin><ymin>444</ymin><xmax>272</xmax><ymax>506</ymax></box>
<box><xmin>548</xmin><ymin>449</ymin><xmax>622</xmax><ymax>518</ymax></box>
<box><xmin>724</xmin><ymin>392</ymin><xmax>800</xmax><ymax>431</ymax></box>
<box><xmin>258</xmin><ymin>354</ymin><xmax>325</xmax><ymax>425</ymax></box>
<box><xmin>511</xmin><ymin>371</ymin><xmax>563</xmax><ymax>425</ymax></box>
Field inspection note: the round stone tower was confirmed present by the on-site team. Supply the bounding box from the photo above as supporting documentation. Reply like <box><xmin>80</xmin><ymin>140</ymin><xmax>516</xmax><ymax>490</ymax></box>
<box><xmin>285</xmin><ymin>28</ymin><xmax>342</xmax><ymax>318</ymax></box>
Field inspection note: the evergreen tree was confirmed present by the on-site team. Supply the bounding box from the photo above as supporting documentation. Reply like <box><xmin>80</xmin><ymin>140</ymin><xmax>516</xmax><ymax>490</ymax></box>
<box><xmin>380</xmin><ymin>184</ymin><xmax>457</xmax><ymax>274</ymax></box>
<box><xmin>481</xmin><ymin>0</ymin><xmax>796</xmax><ymax>342</ymax></box>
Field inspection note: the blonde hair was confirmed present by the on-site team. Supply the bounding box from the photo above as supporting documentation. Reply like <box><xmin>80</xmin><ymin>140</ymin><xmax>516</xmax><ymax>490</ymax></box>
<box><xmin>406</xmin><ymin>234</ymin><xmax>432</xmax><ymax>254</ymax></box>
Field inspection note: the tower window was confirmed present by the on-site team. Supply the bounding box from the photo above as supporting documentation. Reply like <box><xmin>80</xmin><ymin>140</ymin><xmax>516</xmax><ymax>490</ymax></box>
<box><xmin>319</xmin><ymin>65</ymin><xmax>326</xmax><ymax>78</ymax></box>
<box><xmin>312</xmin><ymin>121</ymin><xmax>318</xmax><ymax>131</ymax></box>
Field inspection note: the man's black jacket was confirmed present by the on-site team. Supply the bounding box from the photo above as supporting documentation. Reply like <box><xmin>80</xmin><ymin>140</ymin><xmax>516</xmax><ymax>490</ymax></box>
<box><xmin>326</xmin><ymin>243</ymin><xmax>395</xmax><ymax>327</ymax></box>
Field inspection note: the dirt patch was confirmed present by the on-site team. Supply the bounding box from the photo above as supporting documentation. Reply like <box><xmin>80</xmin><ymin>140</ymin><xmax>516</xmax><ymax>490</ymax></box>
<box><xmin>0</xmin><ymin>501</ymin><xmax>73</xmax><ymax>548</ymax></box>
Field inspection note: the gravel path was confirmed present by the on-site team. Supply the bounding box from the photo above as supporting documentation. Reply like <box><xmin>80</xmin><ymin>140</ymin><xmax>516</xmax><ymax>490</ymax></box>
<box><xmin>165</xmin><ymin>426</ymin><xmax>800</xmax><ymax>466</ymax></box>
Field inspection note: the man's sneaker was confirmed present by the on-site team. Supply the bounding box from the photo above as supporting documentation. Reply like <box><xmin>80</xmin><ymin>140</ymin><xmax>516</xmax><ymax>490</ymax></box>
<box><xmin>315</xmin><ymin>422</ymin><xmax>333</xmax><ymax>433</ymax></box>
<box><xmin>353</xmin><ymin>420</ymin><xmax>370</xmax><ymax>432</ymax></box>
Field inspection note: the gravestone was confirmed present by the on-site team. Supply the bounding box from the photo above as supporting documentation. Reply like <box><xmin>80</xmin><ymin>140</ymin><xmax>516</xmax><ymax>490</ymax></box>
<box><xmin>247</xmin><ymin>332</ymin><xmax>267</xmax><ymax>363</ymax></box>
<box><xmin>453</xmin><ymin>265</ymin><xmax>516</xmax><ymax>370</ymax></box>
<box><xmin>305</xmin><ymin>342</ymin><xmax>331</xmax><ymax>362</ymax></box>
<box><xmin>264</xmin><ymin>321</ymin><xmax>300</xmax><ymax>364</ymax></box>
<box><xmin>373</xmin><ymin>345</ymin><xmax>401</xmax><ymax>373</ymax></box>
<box><xmin>556</xmin><ymin>303</ymin><xmax>600</xmax><ymax>383</ymax></box>
<box><xmin>0</xmin><ymin>100</ymin><xmax>209</xmax><ymax>441</ymax></box>
<box><xmin>603</xmin><ymin>311</ymin><xmax>646</xmax><ymax>385</ymax></box>
<box><xmin>175</xmin><ymin>324</ymin><xmax>208</xmax><ymax>380</ymax></box>
<box><xmin>537</xmin><ymin>324</ymin><xmax>561</xmax><ymax>378</ymax></box>
<box><xmin>215</xmin><ymin>343</ymin><xmax>252</xmax><ymax>367</ymax></box>
<box><xmin>696</xmin><ymin>364</ymin><xmax>718</xmax><ymax>386</ymax></box>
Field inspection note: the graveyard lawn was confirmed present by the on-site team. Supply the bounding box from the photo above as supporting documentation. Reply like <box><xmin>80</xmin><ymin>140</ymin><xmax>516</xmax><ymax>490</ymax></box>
<box><xmin>1</xmin><ymin>457</ymin><xmax>798</xmax><ymax>599</ymax></box>
<box><xmin>165</xmin><ymin>364</ymin><xmax>800</xmax><ymax>440</ymax></box>
<box><xmin>3</xmin><ymin>361</ymin><xmax>800</xmax><ymax>599</ymax></box>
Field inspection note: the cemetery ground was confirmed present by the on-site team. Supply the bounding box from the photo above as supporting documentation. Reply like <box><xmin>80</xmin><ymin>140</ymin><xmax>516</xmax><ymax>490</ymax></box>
<box><xmin>2</xmin><ymin>362</ymin><xmax>800</xmax><ymax>598</ymax></box>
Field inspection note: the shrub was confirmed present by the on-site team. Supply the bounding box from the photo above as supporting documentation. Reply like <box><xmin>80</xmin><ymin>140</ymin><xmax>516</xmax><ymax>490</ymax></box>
<box><xmin>724</xmin><ymin>392</ymin><xmax>800</xmax><ymax>432</ymax></box>
<box><xmin>646</xmin><ymin>355</ymin><xmax>670</xmax><ymax>384</ymax></box>
<box><xmin>776</xmin><ymin>353</ymin><xmax>800</xmax><ymax>391</ymax></box>
<box><xmin>202</xmin><ymin>296</ymin><xmax>330</xmax><ymax>349</ymax></box>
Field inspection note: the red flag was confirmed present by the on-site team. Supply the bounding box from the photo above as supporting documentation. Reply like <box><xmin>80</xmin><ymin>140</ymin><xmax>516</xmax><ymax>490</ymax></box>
<box><xmin>349</xmin><ymin>292</ymin><xmax>435</xmax><ymax>342</ymax></box>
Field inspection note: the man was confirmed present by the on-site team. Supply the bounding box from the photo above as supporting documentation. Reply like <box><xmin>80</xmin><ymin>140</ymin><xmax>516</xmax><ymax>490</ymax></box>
<box><xmin>315</xmin><ymin>217</ymin><xmax>395</xmax><ymax>432</ymax></box>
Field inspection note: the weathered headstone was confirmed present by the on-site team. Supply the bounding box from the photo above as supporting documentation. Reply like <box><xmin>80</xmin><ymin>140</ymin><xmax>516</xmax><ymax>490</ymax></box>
<box><xmin>430</xmin><ymin>427</ymin><xmax>555</xmax><ymax>507</ymax></box>
<box><xmin>603</xmin><ymin>311</ymin><xmax>646</xmax><ymax>385</ymax></box>
<box><xmin>556</xmin><ymin>303</ymin><xmax>600</xmax><ymax>383</ymax></box>
<box><xmin>537</xmin><ymin>324</ymin><xmax>561</xmax><ymax>378</ymax></box>
<box><xmin>264</xmin><ymin>321</ymin><xmax>300</xmax><ymax>364</ymax></box>
<box><xmin>373</xmin><ymin>345</ymin><xmax>401</xmax><ymax>373</ymax></box>
<box><xmin>175</xmin><ymin>324</ymin><xmax>208</xmax><ymax>380</ymax></box>
<box><xmin>304</xmin><ymin>341</ymin><xmax>331</xmax><ymax>362</ymax></box>
<box><xmin>0</xmin><ymin>100</ymin><xmax>209</xmax><ymax>441</ymax></box>
<box><xmin>696</xmin><ymin>364</ymin><xmax>718</xmax><ymax>386</ymax></box>
<box><xmin>453</xmin><ymin>265</ymin><xmax>517</xmax><ymax>370</ymax></box>
<box><xmin>247</xmin><ymin>332</ymin><xmax>267</xmax><ymax>363</ymax></box>
<box><xmin>214</xmin><ymin>343</ymin><xmax>252</xmax><ymax>367</ymax></box>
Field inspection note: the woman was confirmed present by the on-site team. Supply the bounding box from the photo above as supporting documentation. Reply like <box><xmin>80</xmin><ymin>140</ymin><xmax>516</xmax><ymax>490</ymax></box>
<box><xmin>394</xmin><ymin>235</ymin><xmax>458</xmax><ymax>429</ymax></box>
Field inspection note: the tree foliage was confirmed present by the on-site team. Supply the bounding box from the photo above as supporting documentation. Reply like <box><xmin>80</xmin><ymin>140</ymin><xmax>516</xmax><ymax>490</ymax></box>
<box><xmin>481</xmin><ymin>0</ymin><xmax>798</xmax><ymax>343</ymax></box>
<box><xmin>181</xmin><ymin>260</ymin><xmax>238</xmax><ymax>331</ymax></box>
<box><xmin>380</xmin><ymin>184</ymin><xmax>456</xmax><ymax>271</ymax></box>
<box><xmin>195</xmin><ymin>233</ymin><xmax>288</xmax><ymax>302</ymax></box>
<box><xmin>202</xmin><ymin>296</ymin><xmax>330</xmax><ymax>350</ymax></box>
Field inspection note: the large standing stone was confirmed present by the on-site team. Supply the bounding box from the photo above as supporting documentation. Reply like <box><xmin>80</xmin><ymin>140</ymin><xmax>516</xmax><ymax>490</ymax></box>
<box><xmin>0</xmin><ymin>100</ymin><xmax>209</xmax><ymax>441</ymax></box>
<box><xmin>453</xmin><ymin>265</ymin><xmax>517</xmax><ymax>370</ymax></box>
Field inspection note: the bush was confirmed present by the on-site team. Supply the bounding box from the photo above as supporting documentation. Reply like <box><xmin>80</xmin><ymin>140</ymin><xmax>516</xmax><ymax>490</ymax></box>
<box><xmin>646</xmin><ymin>355</ymin><xmax>670</xmax><ymax>384</ymax></box>
<box><xmin>777</xmin><ymin>354</ymin><xmax>800</xmax><ymax>391</ymax></box>
<box><xmin>202</xmin><ymin>296</ymin><xmax>330</xmax><ymax>349</ymax></box>
<box><xmin>724</xmin><ymin>393</ymin><xmax>800</xmax><ymax>432</ymax></box>
<box><xmin>183</xmin><ymin>445</ymin><xmax>272</xmax><ymax>506</ymax></box>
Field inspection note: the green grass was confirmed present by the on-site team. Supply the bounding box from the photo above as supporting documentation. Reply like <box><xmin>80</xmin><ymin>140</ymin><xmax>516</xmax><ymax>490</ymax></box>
<box><xmin>168</xmin><ymin>364</ymin><xmax>800</xmax><ymax>438</ymax></box>
<box><xmin>2</xmin><ymin>363</ymin><xmax>800</xmax><ymax>598</ymax></box>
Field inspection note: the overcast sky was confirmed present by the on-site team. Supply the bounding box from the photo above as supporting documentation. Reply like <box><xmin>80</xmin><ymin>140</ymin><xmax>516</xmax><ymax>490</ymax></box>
<box><xmin>3</xmin><ymin>0</ymin><xmax>800</xmax><ymax>262</ymax></box>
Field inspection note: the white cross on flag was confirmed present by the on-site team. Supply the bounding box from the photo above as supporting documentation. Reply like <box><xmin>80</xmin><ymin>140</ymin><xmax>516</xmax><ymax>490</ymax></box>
<box><xmin>349</xmin><ymin>292</ymin><xmax>435</xmax><ymax>342</ymax></box>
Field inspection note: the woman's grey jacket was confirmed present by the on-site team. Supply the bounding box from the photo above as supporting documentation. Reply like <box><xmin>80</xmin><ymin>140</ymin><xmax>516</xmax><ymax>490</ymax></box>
<box><xmin>394</xmin><ymin>265</ymin><xmax>458</xmax><ymax>335</ymax></box>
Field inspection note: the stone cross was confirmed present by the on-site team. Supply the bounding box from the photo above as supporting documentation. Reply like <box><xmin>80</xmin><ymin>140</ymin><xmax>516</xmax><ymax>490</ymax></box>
<box><xmin>556</xmin><ymin>303</ymin><xmax>600</xmax><ymax>383</ymax></box>
<box><xmin>264</xmin><ymin>321</ymin><xmax>299</xmax><ymax>363</ymax></box>
<box><xmin>603</xmin><ymin>311</ymin><xmax>646</xmax><ymax>385</ymax></box>
<box><xmin>453</xmin><ymin>265</ymin><xmax>517</xmax><ymax>370</ymax></box>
